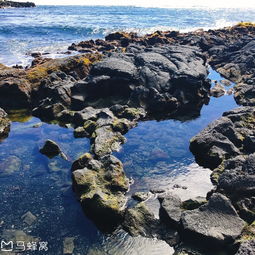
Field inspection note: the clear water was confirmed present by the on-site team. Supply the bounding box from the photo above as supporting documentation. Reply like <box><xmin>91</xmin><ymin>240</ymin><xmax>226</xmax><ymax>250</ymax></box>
<box><xmin>0</xmin><ymin>69</ymin><xmax>237</xmax><ymax>254</ymax></box>
<box><xmin>1</xmin><ymin>6</ymin><xmax>255</xmax><ymax>66</ymax></box>
<box><xmin>0</xmin><ymin>5</ymin><xmax>243</xmax><ymax>254</ymax></box>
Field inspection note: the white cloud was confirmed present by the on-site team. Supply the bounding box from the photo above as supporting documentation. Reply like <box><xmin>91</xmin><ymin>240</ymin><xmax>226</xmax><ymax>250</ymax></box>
<box><xmin>18</xmin><ymin>0</ymin><xmax>255</xmax><ymax>9</ymax></box>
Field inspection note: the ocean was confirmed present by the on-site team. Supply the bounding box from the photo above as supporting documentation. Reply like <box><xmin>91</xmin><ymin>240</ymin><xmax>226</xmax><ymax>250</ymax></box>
<box><xmin>1</xmin><ymin>6</ymin><xmax>255</xmax><ymax>66</ymax></box>
<box><xmin>0</xmin><ymin>5</ymin><xmax>252</xmax><ymax>255</ymax></box>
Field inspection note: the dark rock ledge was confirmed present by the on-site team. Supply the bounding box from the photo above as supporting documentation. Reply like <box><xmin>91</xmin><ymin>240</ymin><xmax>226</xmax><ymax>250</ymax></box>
<box><xmin>0</xmin><ymin>23</ymin><xmax>255</xmax><ymax>253</ymax></box>
<box><xmin>190</xmin><ymin>106</ymin><xmax>255</xmax><ymax>253</ymax></box>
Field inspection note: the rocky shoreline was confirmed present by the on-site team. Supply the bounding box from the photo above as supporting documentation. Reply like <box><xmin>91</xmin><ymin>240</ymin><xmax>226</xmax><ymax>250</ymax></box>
<box><xmin>0</xmin><ymin>23</ymin><xmax>255</xmax><ymax>254</ymax></box>
<box><xmin>0</xmin><ymin>0</ymin><xmax>35</xmax><ymax>8</ymax></box>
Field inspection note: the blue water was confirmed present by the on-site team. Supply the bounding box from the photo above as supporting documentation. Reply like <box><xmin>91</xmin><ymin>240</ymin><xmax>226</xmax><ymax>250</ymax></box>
<box><xmin>1</xmin><ymin>6</ymin><xmax>255</xmax><ymax>66</ymax></box>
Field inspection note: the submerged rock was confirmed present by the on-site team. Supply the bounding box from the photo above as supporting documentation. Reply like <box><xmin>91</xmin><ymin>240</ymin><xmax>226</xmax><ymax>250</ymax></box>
<box><xmin>210</xmin><ymin>82</ymin><xmax>226</xmax><ymax>98</ymax></box>
<box><xmin>0</xmin><ymin>155</ymin><xmax>21</xmax><ymax>177</ymax></box>
<box><xmin>21</xmin><ymin>211</ymin><xmax>37</xmax><ymax>226</ymax></box>
<box><xmin>39</xmin><ymin>139</ymin><xmax>61</xmax><ymax>158</ymax></box>
<box><xmin>63</xmin><ymin>237</ymin><xmax>75</xmax><ymax>255</ymax></box>
<box><xmin>181</xmin><ymin>193</ymin><xmax>245</xmax><ymax>245</ymax></box>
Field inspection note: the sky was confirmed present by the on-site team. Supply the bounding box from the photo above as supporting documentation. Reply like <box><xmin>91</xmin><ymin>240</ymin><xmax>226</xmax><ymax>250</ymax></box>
<box><xmin>16</xmin><ymin>0</ymin><xmax>255</xmax><ymax>9</ymax></box>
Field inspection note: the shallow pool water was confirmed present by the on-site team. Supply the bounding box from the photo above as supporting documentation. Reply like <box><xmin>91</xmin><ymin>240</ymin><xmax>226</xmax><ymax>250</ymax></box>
<box><xmin>0</xmin><ymin>69</ymin><xmax>237</xmax><ymax>254</ymax></box>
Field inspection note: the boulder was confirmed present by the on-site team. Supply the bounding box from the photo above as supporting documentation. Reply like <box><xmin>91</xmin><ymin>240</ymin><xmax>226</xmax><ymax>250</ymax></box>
<box><xmin>181</xmin><ymin>193</ymin><xmax>245</xmax><ymax>245</ymax></box>
<box><xmin>132</xmin><ymin>192</ymin><xmax>151</xmax><ymax>202</ymax></box>
<box><xmin>159</xmin><ymin>193</ymin><xmax>182</xmax><ymax>226</ymax></box>
<box><xmin>123</xmin><ymin>202</ymin><xmax>158</xmax><ymax>237</ymax></box>
<box><xmin>0</xmin><ymin>77</ymin><xmax>32</xmax><ymax>109</ymax></box>
<box><xmin>190</xmin><ymin>107</ymin><xmax>255</xmax><ymax>169</ymax></box>
<box><xmin>39</xmin><ymin>139</ymin><xmax>61</xmax><ymax>158</ymax></box>
<box><xmin>32</xmin><ymin>71</ymin><xmax>75</xmax><ymax>107</ymax></box>
<box><xmin>218</xmin><ymin>154</ymin><xmax>255</xmax><ymax>195</ymax></box>
<box><xmin>72</xmin><ymin>155</ymin><xmax>129</xmax><ymax>231</ymax></box>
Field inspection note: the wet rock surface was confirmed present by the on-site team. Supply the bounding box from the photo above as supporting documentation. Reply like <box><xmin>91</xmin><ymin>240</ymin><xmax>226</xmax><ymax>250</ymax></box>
<box><xmin>236</xmin><ymin>240</ymin><xmax>255</xmax><ymax>255</ymax></box>
<box><xmin>0</xmin><ymin>107</ymin><xmax>10</xmax><ymax>140</ymax></box>
<box><xmin>39</xmin><ymin>139</ymin><xmax>61</xmax><ymax>158</ymax></box>
<box><xmin>181</xmin><ymin>193</ymin><xmax>245</xmax><ymax>245</ymax></box>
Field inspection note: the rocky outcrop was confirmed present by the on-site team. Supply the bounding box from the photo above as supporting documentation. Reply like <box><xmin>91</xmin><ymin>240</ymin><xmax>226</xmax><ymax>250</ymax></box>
<box><xmin>190</xmin><ymin>107</ymin><xmax>255</xmax><ymax>170</ymax></box>
<box><xmin>0</xmin><ymin>54</ymin><xmax>101</xmax><ymax>110</ymax></box>
<box><xmin>181</xmin><ymin>193</ymin><xmax>245</xmax><ymax>246</ymax></box>
<box><xmin>0</xmin><ymin>107</ymin><xmax>10</xmax><ymax>141</ymax></box>
<box><xmin>68</xmin><ymin>23</ymin><xmax>255</xmax><ymax>108</ymax></box>
<box><xmin>189</xmin><ymin>106</ymin><xmax>255</xmax><ymax>251</ymax></box>
<box><xmin>0</xmin><ymin>1</ymin><xmax>35</xmax><ymax>8</ymax></box>
<box><xmin>71</xmin><ymin>45</ymin><xmax>210</xmax><ymax>114</ymax></box>
<box><xmin>0</xmin><ymin>65</ymin><xmax>31</xmax><ymax>109</ymax></box>
<box><xmin>123</xmin><ymin>202</ymin><xmax>180</xmax><ymax>246</ymax></box>
<box><xmin>72</xmin><ymin>153</ymin><xmax>129</xmax><ymax>231</ymax></box>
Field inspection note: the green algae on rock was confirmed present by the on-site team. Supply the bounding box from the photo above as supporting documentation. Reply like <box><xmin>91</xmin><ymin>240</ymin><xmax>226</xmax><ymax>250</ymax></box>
<box><xmin>0</xmin><ymin>108</ymin><xmax>10</xmax><ymax>141</ymax></box>
<box><xmin>72</xmin><ymin>153</ymin><xmax>129</xmax><ymax>230</ymax></box>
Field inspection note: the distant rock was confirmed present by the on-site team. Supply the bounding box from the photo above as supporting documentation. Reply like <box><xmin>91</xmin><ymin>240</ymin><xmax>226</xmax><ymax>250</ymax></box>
<box><xmin>0</xmin><ymin>1</ymin><xmax>35</xmax><ymax>8</ymax></box>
